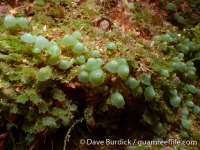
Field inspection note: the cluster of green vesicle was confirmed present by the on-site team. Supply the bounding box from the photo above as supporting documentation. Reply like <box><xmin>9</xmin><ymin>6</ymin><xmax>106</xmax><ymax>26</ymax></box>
<box><xmin>20</xmin><ymin>33</ymin><xmax>73</xmax><ymax>73</ymax></box>
<box><xmin>78</xmin><ymin>58</ymin><xmax>105</xmax><ymax>86</ymax></box>
<box><xmin>153</xmin><ymin>31</ymin><xmax>199</xmax><ymax>81</ymax></box>
<box><xmin>152</xmin><ymin>30</ymin><xmax>200</xmax><ymax>143</ymax></box>
<box><xmin>169</xmin><ymin>89</ymin><xmax>181</xmax><ymax>107</ymax></box>
<box><xmin>166</xmin><ymin>2</ymin><xmax>184</xmax><ymax>24</ymax></box>
<box><xmin>4</xmin><ymin>15</ymin><xmax>29</xmax><ymax>29</ymax></box>
<box><xmin>77</xmin><ymin>43</ymin><xmax>131</xmax><ymax>86</ymax></box>
<box><xmin>105</xmin><ymin>58</ymin><xmax>129</xmax><ymax>79</ymax></box>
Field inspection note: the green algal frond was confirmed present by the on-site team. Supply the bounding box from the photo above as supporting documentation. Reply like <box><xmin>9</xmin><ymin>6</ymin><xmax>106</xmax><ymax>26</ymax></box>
<box><xmin>6</xmin><ymin>123</ymin><xmax>17</xmax><ymax>130</ymax></box>
<box><xmin>23</xmin><ymin>123</ymin><xmax>35</xmax><ymax>134</ymax></box>
<box><xmin>25</xmin><ymin>134</ymin><xmax>34</xmax><ymax>143</ymax></box>
<box><xmin>9</xmin><ymin>53</ymin><xmax>23</xmax><ymax>62</ymax></box>
<box><xmin>25</xmin><ymin>111</ymin><xmax>36</xmax><ymax>121</ymax></box>
<box><xmin>50</xmin><ymin>107</ymin><xmax>68</xmax><ymax>117</ymax></box>
<box><xmin>15</xmin><ymin>93</ymin><xmax>29</xmax><ymax>104</ymax></box>
<box><xmin>67</xmin><ymin>104</ymin><xmax>78</xmax><ymax>112</ymax></box>
<box><xmin>22</xmin><ymin>67</ymin><xmax>36</xmax><ymax>76</ymax></box>
<box><xmin>0</xmin><ymin>62</ymin><xmax>13</xmax><ymax>75</ymax></box>
<box><xmin>9</xmin><ymin>105</ymin><xmax>19</xmax><ymax>114</ymax></box>
<box><xmin>30</xmin><ymin>94</ymin><xmax>42</xmax><ymax>105</ymax></box>
<box><xmin>38</xmin><ymin>102</ymin><xmax>49</xmax><ymax>113</ymax></box>
<box><xmin>51</xmin><ymin>89</ymin><xmax>66</xmax><ymax>101</ymax></box>
<box><xmin>9</xmin><ymin>72</ymin><xmax>21</xmax><ymax>81</ymax></box>
<box><xmin>42</xmin><ymin>117</ymin><xmax>57</xmax><ymax>128</ymax></box>
<box><xmin>60</xmin><ymin>116</ymin><xmax>70</xmax><ymax>126</ymax></box>
<box><xmin>25</xmin><ymin>88</ymin><xmax>37</xmax><ymax>97</ymax></box>
<box><xmin>2</xmin><ymin>88</ymin><xmax>16</xmax><ymax>98</ymax></box>
<box><xmin>0</xmin><ymin>54</ymin><xmax>12</xmax><ymax>61</ymax></box>
<box><xmin>34</xmin><ymin>121</ymin><xmax>46</xmax><ymax>132</ymax></box>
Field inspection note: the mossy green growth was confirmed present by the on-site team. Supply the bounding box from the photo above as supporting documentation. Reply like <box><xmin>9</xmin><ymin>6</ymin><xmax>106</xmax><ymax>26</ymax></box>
<box><xmin>22</xmin><ymin>67</ymin><xmax>35</xmax><ymax>76</ymax></box>
<box><xmin>35</xmin><ymin>0</ymin><xmax>45</xmax><ymax>5</ymax></box>
<box><xmin>48</xmin><ymin>56</ymin><xmax>60</xmax><ymax>65</ymax></box>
